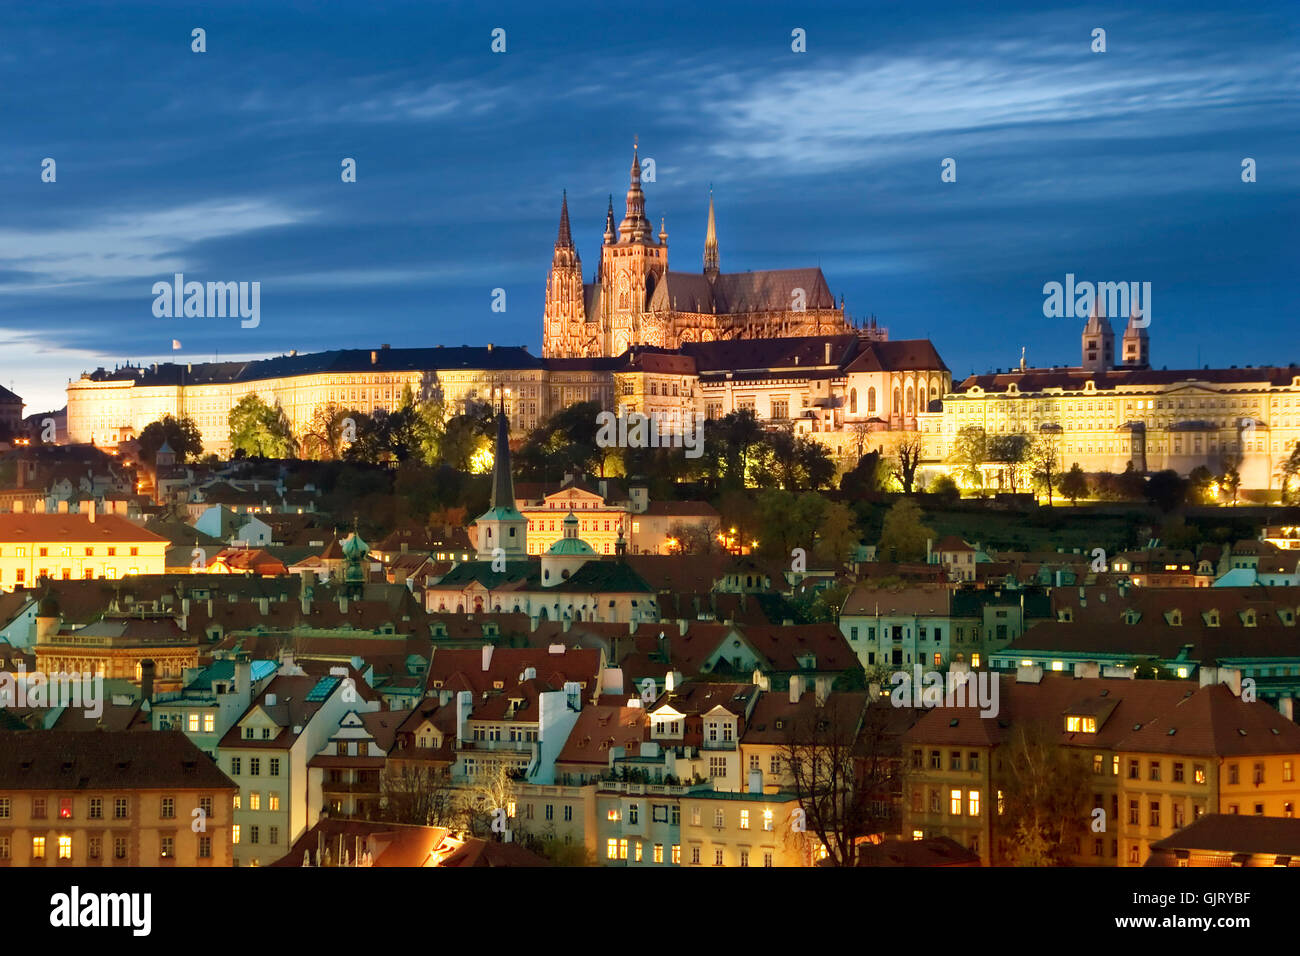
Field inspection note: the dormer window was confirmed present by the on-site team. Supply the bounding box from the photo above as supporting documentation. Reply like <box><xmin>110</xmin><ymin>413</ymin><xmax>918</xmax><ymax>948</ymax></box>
<box><xmin>1207</xmin><ymin>610</ymin><xmax>1220</xmax><ymax>627</ymax></box>
<box><xmin>1065</xmin><ymin>716</ymin><xmax>1097</xmax><ymax>733</ymax></box>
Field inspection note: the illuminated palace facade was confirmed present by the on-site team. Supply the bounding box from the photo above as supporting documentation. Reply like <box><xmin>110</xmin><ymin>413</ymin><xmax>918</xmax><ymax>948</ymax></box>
<box><xmin>67</xmin><ymin>347</ymin><xmax>618</xmax><ymax>458</ymax></box>
<box><xmin>918</xmin><ymin>307</ymin><xmax>1300</xmax><ymax>492</ymax></box>
<box><xmin>542</xmin><ymin>144</ymin><xmax>853</xmax><ymax>358</ymax></box>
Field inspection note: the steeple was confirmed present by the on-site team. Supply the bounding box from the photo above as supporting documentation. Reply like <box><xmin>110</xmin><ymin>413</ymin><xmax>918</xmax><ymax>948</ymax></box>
<box><xmin>603</xmin><ymin>195</ymin><xmax>616</xmax><ymax>245</ymax></box>
<box><xmin>1121</xmin><ymin>301</ymin><xmax>1150</xmax><ymax>368</ymax></box>
<box><xmin>552</xmin><ymin>190</ymin><xmax>579</xmax><ymax>268</ymax></box>
<box><xmin>619</xmin><ymin>138</ymin><xmax>650</xmax><ymax>242</ymax></box>
<box><xmin>1081</xmin><ymin>293</ymin><xmax>1115</xmax><ymax>371</ymax></box>
<box><xmin>489</xmin><ymin>399</ymin><xmax>514</xmax><ymax>511</ymax></box>
<box><xmin>474</xmin><ymin>399</ymin><xmax>528</xmax><ymax>561</ymax></box>
<box><xmin>703</xmin><ymin>188</ymin><xmax>719</xmax><ymax>278</ymax></box>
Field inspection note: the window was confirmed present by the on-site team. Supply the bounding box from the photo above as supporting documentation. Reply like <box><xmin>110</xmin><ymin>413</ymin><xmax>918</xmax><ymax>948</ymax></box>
<box><xmin>545</xmin><ymin>804</ymin><xmax>554</xmax><ymax>821</ymax></box>
<box><xmin>1150</xmin><ymin>801</ymin><xmax>1160</xmax><ymax>827</ymax></box>
<box><xmin>161</xmin><ymin>796</ymin><xmax>175</xmax><ymax>819</ymax></box>
<box><xmin>269</xmin><ymin>793</ymin><xmax>280</xmax><ymax>812</ymax></box>
<box><xmin>198</xmin><ymin>836</ymin><xmax>212</xmax><ymax>859</ymax></box>
<box><xmin>713</xmin><ymin>809</ymin><xmax>724</xmax><ymax>829</ymax></box>
<box><xmin>950</xmin><ymin>751</ymin><xmax>962</xmax><ymax>771</ymax></box>
<box><xmin>199</xmin><ymin>795</ymin><xmax>213</xmax><ymax>818</ymax></box>
<box><xmin>269</xmin><ymin>826</ymin><xmax>279</xmax><ymax>845</ymax></box>
<box><xmin>113</xmin><ymin>797</ymin><xmax>128</xmax><ymax>819</ymax></box>
<box><xmin>249</xmin><ymin>792</ymin><xmax>260</xmax><ymax>811</ymax></box>
<box><xmin>950</xmin><ymin>790</ymin><xmax>963</xmax><ymax>815</ymax></box>
<box><xmin>709</xmin><ymin>756</ymin><xmax>726</xmax><ymax>777</ymax></box>
<box><xmin>59</xmin><ymin>797</ymin><xmax>73</xmax><ymax>820</ymax></box>
<box><xmin>188</xmin><ymin>713</ymin><xmax>200</xmax><ymax>732</ymax></box>
<box><xmin>1228</xmin><ymin>764</ymin><xmax>1239</xmax><ymax>785</ymax></box>
<box><xmin>89</xmin><ymin>837</ymin><xmax>101</xmax><ymax>860</ymax></box>
<box><xmin>714</xmin><ymin>848</ymin><xmax>724</xmax><ymax>866</ymax></box>
<box><xmin>618</xmin><ymin>839</ymin><xmax>628</xmax><ymax>860</ymax></box>
<box><xmin>58</xmin><ymin>836</ymin><xmax>72</xmax><ymax>860</ymax></box>
<box><xmin>114</xmin><ymin>837</ymin><xmax>127</xmax><ymax>860</ymax></box>
<box><xmin>1194</xmin><ymin>764</ymin><xmax>1206</xmax><ymax>784</ymax></box>
<box><xmin>0</xmin><ymin>797</ymin><xmax>8</xmax><ymax>819</ymax></box>
<box><xmin>968</xmin><ymin>791</ymin><xmax>980</xmax><ymax>816</ymax></box>
<box><xmin>0</xmin><ymin>837</ymin><xmax>8</xmax><ymax>860</ymax></box>
<box><xmin>690</xmin><ymin>807</ymin><xmax>701</xmax><ymax>827</ymax></box>
<box><xmin>232</xmin><ymin>825</ymin><xmax>241</xmax><ymax>845</ymax></box>
<box><xmin>671</xmin><ymin>805</ymin><xmax>680</xmax><ymax>826</ymax></box>
<box><xmin>249</xmin><ymin>826</ymin><xmax>260</xmax><ymax>845</ymax></box>
<box><xmin>1149</xmin><ymin>762</ymin><xmax>1161</xmax><ymax>782</ymax></box>
<box><xmin>270</xmin><ymin>758</ymin><xmax>280</xmax><ymax>776</ymax></box>
<box><xmin>739</xmin><ymin>809</ymin><xmax>750</xmax><ymax>830</ymax></box>
<box><xmin>628</xmin><ymin>804</ymin><xmax>639</xmax><ymax>825</ymax></box>
<box><xmin>606</xmin><ymin>839</ymin><xmax>618</xmax><ymax>860</ymax></box>
<box><xmin>32</xmin><ymin>797</ymin><xmax>46</xmax><ymax>819</ymax></box>
<box><xmin>160</xmin><ymin>837</ymin><xmax>174</xmax><ymax>859</ymax></box>
<box><xmin>564</xmin><ymin>805</ymin><xmax>573</xmax><ymax>822</ymax></box>
<box><xmin>672</xmin><ymin>844</ymin><xmax>681</xmax><ymax>864</ymax></box>
<box><xmin>1173</xmin><ymin>762</ymin><xmax>1184</xmax><ymax>783</ymax></box>
<box><xmin>653</xmin><ymin>843</ymin><xmax>663</xmax><ymax>863</ymax></box>
<box><xmin>1286</xmin><ymin>761</ymin><xmax>1295</xmax><ymax>783</ymax></box>
<box><xmin>32</xmin><ymin>836</ymin><xmax>46</xmax><ymax>860</ymax></box>
<box><xmin>231</xmin><ymin>757</ymin><xmax>241</xmax><ymax>776</ymax></box>
<box><xmin>249</xmin><ymin>758</ymin><xmax>261</xmax><ymax>776</ymax></box>
<box><xmin>1128</xmin><ymin>760</ymin><xmax>1139</xmax><ymax>780</ymax></box>
<box><xmin>204</xmin><ymin>714</ymin><xmax>215</xmax><ymax>734</ymax></box>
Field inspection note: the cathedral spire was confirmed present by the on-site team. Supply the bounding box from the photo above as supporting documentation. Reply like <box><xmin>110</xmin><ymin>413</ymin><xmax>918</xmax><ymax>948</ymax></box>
<box><xmin>620</xmin><ymin>137</ymin><xmax>649</xmax><ymax>242</ymax></box>
<box><xmin>603</xmin><ymin>195</ymin><xmax>616</xmax><ymax>245</ymax></box>
<box><xmin>703</xmin><ymin>187</ymin><xmax>719</xmax><ymax>278</ymax></box>
<box><xmin>552</xmin><ymin>190</ymin><xmax>579</xmax><ymax>267</ymax></box>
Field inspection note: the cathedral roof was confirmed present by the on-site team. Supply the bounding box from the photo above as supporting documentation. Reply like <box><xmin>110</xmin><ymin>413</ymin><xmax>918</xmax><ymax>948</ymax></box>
<box><xmin>647</xmin><ymin>267</ymin><xmax>837</xmax><ymax>316</ymax></box>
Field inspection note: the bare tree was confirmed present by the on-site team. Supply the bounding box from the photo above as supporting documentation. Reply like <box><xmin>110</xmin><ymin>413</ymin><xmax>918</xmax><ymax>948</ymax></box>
<box><xmin>888</xmin><ymin>432</ymin><xmax>924</xmax><ymax>494</ymax></box>
<box><xmin>780</xmin><ymin>695</ymin><xmax>907</xmax><ymax>866</ymax></box>
<box><xmin>995</xmin><ymin>721</ymin><xmax>1090</xmax><ymax>865</ymax></box>
<box><xmin>380</xmin><ymin>764</ymin><xmax>460</xmax><ymax>828</ymax></box>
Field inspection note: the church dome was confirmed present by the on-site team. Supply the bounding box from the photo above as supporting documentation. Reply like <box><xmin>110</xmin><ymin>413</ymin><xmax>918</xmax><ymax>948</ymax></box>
<box><xmin>546</xmin><ymin>512</ymin><xmax>596</xmax><ymax>557</ymax></box>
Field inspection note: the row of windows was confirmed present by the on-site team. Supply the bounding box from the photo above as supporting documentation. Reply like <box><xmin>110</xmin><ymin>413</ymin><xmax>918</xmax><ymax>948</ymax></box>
<box><xmin>232</xmin><ymin>824</ymin><xmax>278</xmax><ymax>845</ymax></box>
<box><xmin>228</xmin><ymin>757</ymin><xmax>281</xmax><ymax>776</ymax></box>
<box><xmin>0</xmin><ymin>795</ymin><xmax>212</xmax><ymax>820</ymax></box>
<box><xmin>232</xmin><ymin>792</ymin><xmax>279</xmax><ymax>812</ymax></box>
<box><xmin>0</xmin><ymin>834</ymin><xmax>211</xmax><ymax>861</ymax></box>
<box><xmin>0</xmin><ymin>546</ymin><xmax>139</xmax><ymax>558</ymax></box>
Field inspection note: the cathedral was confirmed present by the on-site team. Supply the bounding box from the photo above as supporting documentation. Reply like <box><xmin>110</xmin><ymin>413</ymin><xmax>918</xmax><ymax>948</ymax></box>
<box><xmin>542</xmin><ymin>143</ymin><xmax>852</xmax><ymax>358</ymax></box>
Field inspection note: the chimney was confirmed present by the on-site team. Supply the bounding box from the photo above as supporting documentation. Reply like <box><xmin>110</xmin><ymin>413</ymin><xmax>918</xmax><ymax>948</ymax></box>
<box><xmin>258</xmin><ymin>596</ymin><xmax>270</xmax><ymax>615</ymax></box>
<box><xmin>665</xmin><ymin>670</ymin><xmax>680</xmax><ymax>693</ymax></box>
<box><xmin>266</xmin><ymin>693</ymin><xmax>277</xmax><ymax>706</ymax></box>
<box><xmin>789</xmin><ymin>674</ymin><xmax>803</xmax><ymax>704</ymax></box>
<box><xmin>338</xmin><ymin>593</ymin><xmax>348</xmax><ymax>614</ymax></box>
<box><xmin>1015</xmin><ymin>664</ymin><xmax>1043</xmax><ymax>684</ymax></box>
<box><xmin>481</xmin><ymin>644</ymin><xmax>494</xmax><ymax>672</ymax></box>
<box><xmin>457</xmin><ymin>690</ymin><xmax>473</xmax><ymax>742</ymax></box>
<box><xmin>140</xmin><ymin>659</ymin><xmax>156</xmax><ymax>703</ymax></box>
<box><xmin>301</xmin><ymin>592</ymin><xmax>311</xmax><ymax>615</ymax></box>
<box><xmin>234</xmin><ymin>653</ymin><xmax>251</xmax><ymax>700</ymax></box>
<box><xmin>370</xmin><ymin>350</ymin><xmax>378</xmax><ymax>365</ymax></box>
<box><xmin>87</xmin><ymin>502</ymin><xmax>96</xmax><ymax>524</ymax></box>
<box><xmin>824</xmin><ymin>342</ymin><xmax>831</xmax><ymax>365</ymax></box>
<box><xmin>814</xmin><ymin>675</ymin><xmax>831</xmax><ymax>706</ymax></box>
<box><xmin>1280</xmin><ymin>696</ymin><xmax>1294</xmax><ymax>722</ymax></box>
<box><xmin>677</xmin><ymin>619</ymin><xmax>688</xmax><ymax>636</ymax></box>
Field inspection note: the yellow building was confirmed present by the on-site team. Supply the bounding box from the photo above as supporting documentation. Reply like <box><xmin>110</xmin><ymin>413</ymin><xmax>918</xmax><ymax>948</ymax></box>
<box><xmin>0</xmin><ymin>730</ymin><xmax>236</xmax><ymax>867</ymax></box>
<box><xmin>521</xmin><ymin>483</ymin><xmax>629</xmax><ymax>557</ymax></box>
<box><xmin>920</xmin><ymin>314</ymin><xmax>1300</xmax><ymax>493</ymax></box>
<box><xmin>678</xmin><ymin>791</ymin><xmax>813</xmax><ymax>867</ymax></box>
<box><xmin>67</xmin><ymin>346</ymin><xmax>615</xmax><ymax>458</ymax></box>
<box><xmin>0</xmin><ymin>512</ymin><xmax>167</xmax><ymax>591</ymax></box>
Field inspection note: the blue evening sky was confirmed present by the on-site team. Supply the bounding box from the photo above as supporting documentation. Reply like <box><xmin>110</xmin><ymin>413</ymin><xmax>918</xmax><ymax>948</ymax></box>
<box><xmin>0</xmin><ymin>0</ymin><xmax>1296</xmax><ymax>413</ymax></box>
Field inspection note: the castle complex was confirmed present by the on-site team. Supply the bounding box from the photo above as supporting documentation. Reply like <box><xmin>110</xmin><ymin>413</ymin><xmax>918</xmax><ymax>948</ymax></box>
<box><xmin>543</xmin><ymin>144</ymin><xmax>851</xmax><ymax>358</ymax></box>
<box><xmin>59</xmin><ymin>146</ymin><xmax>1298</xmax><ymax>493</ymax></box>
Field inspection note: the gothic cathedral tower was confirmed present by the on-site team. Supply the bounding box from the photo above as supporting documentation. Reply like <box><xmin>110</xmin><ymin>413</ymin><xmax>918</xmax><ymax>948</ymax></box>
<box><xmin>599</xmin><ymin>140</ymin><xmax>668</xmax><ymax>355</ymax></box>
<box><xmin>542</xmin><ymin>191</ymin><xmax>587</xmax><ymax>357</ymax></box>
<box><xmin>1081</xmin><ymin>294</ymin><xmax>1115</xmax><ymax>371</ymax></box>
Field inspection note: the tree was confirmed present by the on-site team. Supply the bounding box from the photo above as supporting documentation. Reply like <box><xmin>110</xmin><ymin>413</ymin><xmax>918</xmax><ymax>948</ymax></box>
<box><xmin>138</xmin><ymin>414</ymin><xmax>203</xmax><ymax>464</ymax></box>
<box><xmin>781</xmin><ymin>698</ymin><xmax>905</xmax><ymax>867</ymax></box>
<box><xmin>987</xmin><ymin>432</ymin><xmax>1032</xmax><ymax>493</ymax></box>
<box><xmin>666</xmin><ymin>521</ymin><xmax>720</xmax><ymax>556</ymax></box>
<box><xmin>840</xmin><ymin>451</ymin><xmax>886</xmax><ymax>500</ymax></box>
<box><xmin>707</xmin><ymin>409</ymin><xmax>765</xmax><ymax>488</ymax></box>
<box><xmin>947</xmin><ymin>426</ymin><xmax>987</xmax><ymax>491</ymax></box>
<box><xmin>300</xmin><ymin>402</ymin><xmax>354</xmax><ymax>461</ymax></box>
<box><xmin>814</xmin><ymin>500</ymin><xmax>859</xmax><ymax>567</ymax></box>
<box><xmin>755</xmin><ymin>489</ymin><xmax>826</xmax><ymax>559</ymax></box>
<box><xmin>1278</xmin><ymin>443</ymin><xmax>1300</xmax><ymax>505</ymax></box>
<box><xmin>887</xmin><ymin>432</ymin><xmax>924</xmax><ymax>494</ymax></box>
<box><xmin>927</xmin><ymin>474</ymin><xmax>960</xmax><ymax>504</ymax></box>
<box><xmin>1187</xmin><ymin>465</ymin><xmax>1216</xmax><ymax>505</ymax></box>
<box><xmin>875</xmin><ymin>498</ymin><xmax>935</xmax><ymax>563</ymax></box>
<box><xmin>1029</xmin><ymin>432</ymin><xmax>1063</xmax><ymax>504</ymax></box>
<box><xmin>515</xmin><ymin>401</ymin><xmax>603</xmax><ymax>480</ymax></box>
<box><xmin>229</xmin><ymin>394</ymin><xmax>295</xmax><ymax>458</ymax></box>
<box><xmin>1059</xmin><ymin>463</ymin><xmax>1088</xmax><ymax>504</ymax></box>
<box><xmin>380</xmin><ymin>765</ymin><xmax>460</xmax><ymax>827</ymax></box>
<box><xmin>440</xmin><ymin>402</ymin><xmax>496</xmax><ymax>473</ymax></box>
<box><xmin>1144</xmin><ymin>469</ymin><xmax>1189</xmax><ymax>514</ymax></box>
<box><xmin>996</xmin><ymin>721</ymin><xmax>1090</xmax><ymax>865</ymax></box>
<box><xmin>1219</xmin><ymin>461</ymin><xmax>1241</xmax><ymax>505</ymax></box>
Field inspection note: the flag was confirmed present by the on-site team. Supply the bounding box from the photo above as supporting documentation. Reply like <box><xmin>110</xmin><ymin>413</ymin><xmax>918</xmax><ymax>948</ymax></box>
<box><xmin>172</xmin><ymin>340</ymin><xmax>182</xmax><ymax>350</ymax></box>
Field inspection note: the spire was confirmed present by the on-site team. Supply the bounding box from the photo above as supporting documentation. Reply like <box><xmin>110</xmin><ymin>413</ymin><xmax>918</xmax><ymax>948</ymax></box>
<box><xmin>659</xmin><ymin>216</ymin><xmax>668</xmax><ymax>244</ymax></box>
<box><xmin>603</xmin><ymin>195</ymin><xmax>616</xmax><ymax>245</ymax></box>
<box><xmin>619</xmin><ymin>137</ymin><xmax>649</xmax><ymax>242</ymax></box>
<box><xmin>551</xmin><ymin>190</ymin><xmax>579</xmax><ymax>268</ymax></box>
<box><xmin>556</xmin><ymin>190</ymin><xmax>573</xmax><ymax>247</ymax></box>
<box><xmin>703</xmin><ymin>188</ymin><xmax>719</xmax><ymax>278</ymax></box>
<box><xmin>489</xmin><ymin>400</ymin><xmax>515</xmax><ymax>511</ymax></box>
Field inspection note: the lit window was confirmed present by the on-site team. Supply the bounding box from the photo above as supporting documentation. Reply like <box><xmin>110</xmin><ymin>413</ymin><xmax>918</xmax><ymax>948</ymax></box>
<box><xmin>58</xmin><ymin>836</ymin><xmax>72</xmax><ymax>860</ymax></box>
<box><xmin>968</xmin><ymin>791</ymin><xmax>980</xmax><ymax>816</ymax></box>
<box><xmin>950</xmin><ymin>790</ymin><xmax>963</xmax><ymax>815</ymax></box>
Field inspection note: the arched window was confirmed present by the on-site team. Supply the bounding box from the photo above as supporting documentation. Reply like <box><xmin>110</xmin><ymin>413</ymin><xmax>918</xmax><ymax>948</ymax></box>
<box><xmin>849</xmin><ymin>389</ymin><xmax>857</xmax><ymax>414</ymax></box>
<box><xmin>906</xmin><ymin>386</ymin><xmax>915</xmax><ymax>414</ymax></box>
<box><xmin>867</xmin><ymin>387</ymin><xmax>876</xmax><ymax>413</ymax></box>
<box><xmin>893</xmin><ymin>388</ymin><xmax>901</xmax><ymax>414</ymax></box>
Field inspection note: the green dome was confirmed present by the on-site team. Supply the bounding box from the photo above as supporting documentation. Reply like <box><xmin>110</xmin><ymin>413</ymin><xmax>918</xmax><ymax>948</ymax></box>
<box><xmin>547</xmin><ymin>537</ymin><xmax>597</xmax><ymax>557</ymax></box>
<box><xmin>341</xmin><ymin>532</ymin><xmax>369</xmax><ymax>560</ymax></box>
